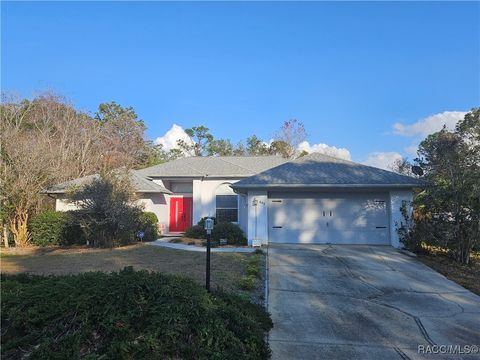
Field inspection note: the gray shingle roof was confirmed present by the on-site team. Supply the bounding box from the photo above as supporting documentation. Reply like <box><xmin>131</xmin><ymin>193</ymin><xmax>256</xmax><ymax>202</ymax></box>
<box><xmin>136</xmin><ymin>156</ymin><xmax>288</xmax><ymax>178</ymax></box>
<box><xmin>231</xmin><ymin>152</ymin><xmax>426</xmax><ymax>189</ymax></box>
<box><xmin>46</xmin><ymin>170</ymin><xmax>172</xmax><ymax>194</ymax></box>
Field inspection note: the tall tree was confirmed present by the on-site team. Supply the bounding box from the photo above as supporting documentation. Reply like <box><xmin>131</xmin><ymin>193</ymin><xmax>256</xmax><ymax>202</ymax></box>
<box><xmin>94</xmin><ymin>101</ymin><xmax>151</xmax><ymax>169</ymax></box>
<box><xmin>207</xmin><ymin>139</ymin><xmax>234</xmax><ymax>156</ymax></box>
<box><xmin>178</xmin><ymin>126</ymin><xmax>214</xmax><ymax>156</ymax></box>
<box><xmin>246</xmin><ymin>135</ymin><xmax>270</xmax><ymax>156</ymax></box>
<box><xmin>0</xmin><ymin>93</ymin><xmax>155</xmax><ymax>246</ymax></box>
<box><xmin>272</xmin><ymin>119</ymin><xmax>307</xmax><ymax>159</ymax></box>
<box><xmin>268</xmin><ymin>140</ymin><xmax>294</xmax><ymax>158</ymax></box>
<box><xmin>389</xmin><ymin>157</ymin><xmax>414</xmax><ymax>176</ymax></box>
<box><xmin>413</xmin><ymin>109</ymin><xmax>480</xmax><ymax>264</ymax></box>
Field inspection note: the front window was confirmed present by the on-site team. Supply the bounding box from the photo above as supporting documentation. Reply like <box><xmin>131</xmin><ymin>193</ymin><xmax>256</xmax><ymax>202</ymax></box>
<box><xmin>215</xmin><ymin>184</ymin><xmax>238</xmax><ymax>223</ymax></box>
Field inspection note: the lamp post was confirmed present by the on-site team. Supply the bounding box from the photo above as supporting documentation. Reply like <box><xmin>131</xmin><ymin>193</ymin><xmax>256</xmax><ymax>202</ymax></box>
<box><xmin>204</xmin><ymin>217</ymin><xmax>214</xmax><ymax>292</ymax></box>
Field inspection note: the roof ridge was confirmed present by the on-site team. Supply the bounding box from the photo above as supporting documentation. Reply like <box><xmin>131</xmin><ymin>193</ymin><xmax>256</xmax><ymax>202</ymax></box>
<box><xmin>299</xmin><ymin>152</ymin><xmax>355</xmax><ymax>164</ymax></box>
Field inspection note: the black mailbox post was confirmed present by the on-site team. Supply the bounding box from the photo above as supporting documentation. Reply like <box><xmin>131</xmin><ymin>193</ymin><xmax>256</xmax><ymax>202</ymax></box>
<box><xmin>204</xmin><ymin>218</ymin><xmax>214</xmax><ymax>292</ymax></box>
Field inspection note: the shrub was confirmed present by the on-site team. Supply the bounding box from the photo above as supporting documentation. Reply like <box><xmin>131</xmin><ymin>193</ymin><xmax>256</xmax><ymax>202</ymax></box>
<box><xmin>29</xmin><ymin>211</ymin><xmax>87</xmax><ymax>247</ymax></box>
<box><xmin>246</xmin><ymin>255</ymin><xmax>262</xmax><ymax>278</ymax></box>
<box><xmin>137</xmin><ymin>211</ymin><xmax>159</xmax><ymax>241</ymax></box>
<box><xmin>212</xmin><ymin>222</ymin><xmax>247</xmax><ymax>245</ymax></box>
<box><xmin>62</xmin><ymin>211</ymin><xmax>87</xmax><ymax>245</ymax></box>
<box><xmin>247</xmin><ymin>263</ymin><xmax>261</xmax><ymax>278</ymax></box>
<box><xmin>184</xmin><ymin>225</ymin><xmax>205</xmax><ymax>239</ymax></box>
<box><xmin>1</xmin><ymin>269</ymin><xmax>272</xmax><ymax>359</ymax></box>
<box><xmin>29</xmin><ymin>211</ymin><xmax>68</xmax><ymax>246</ymax></box>
<box><xmin>197</xmin><ymin>216</ymin><xmax>217</xmax><ymax>228</ymax></box>
<box><xmin>182</xmin><ymin>221</ymin><xmax>247</xmax><ymax>246</ymax></box>
<box><xmin>239</xmin><ymin>275</ymin><xmax>256</xmax><ymax>290</ymax></box>
<box><xmin>68</xmin><ymin>173</ymin><xmax>144</xmax><ymax>247</ymax></box>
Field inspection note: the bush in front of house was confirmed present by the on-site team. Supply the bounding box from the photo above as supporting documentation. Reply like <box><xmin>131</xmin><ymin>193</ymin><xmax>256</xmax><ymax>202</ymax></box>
<box><xmin>137</xmin><ymin>211</ymin><xmax>159</xmax><ymax>242</ymax></box>
<box><xmin>197</xmin><ymin>216</ymin><xmax>217</xmax><ymax>228</ymax></box>
<box><xmin>68</xmin><ymin>173</ymin><xmax>144</xmax><ymax>247</ymax></box>
<box><xmin>184</xmin><ymin>222</ymin><xmax>247</xmax><ymax>246</ymax></box>
<box><xmin>212</xmin><ymin>222</ymin><xmax>247</xmax><ymax>245</ymax></box>
<box><xmin>29</xmin><ymin>210</ymin><xmax>68</xmax><ymax>246</ymax></box>
<box><xmin>1</xmin><ymin>268</ymin><xmax>273</xmax><ymax>360</ymax></box>
<box><xmin>184</xmin><ymin>224</ymin><xmax>205</xmax><ymax>239</ymax></box>
<box><xmin>62</xmin><ymin>211</ymin><xmax>87</xmax><ymax>245</ymax></box>
<box><xmin>29</xmin><ymin>210</ymin><xmax>87</xmax><ymax>246</ymax></box>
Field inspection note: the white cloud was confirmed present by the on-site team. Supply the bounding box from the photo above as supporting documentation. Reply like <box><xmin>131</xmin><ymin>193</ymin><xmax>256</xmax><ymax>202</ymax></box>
<box><xmin>393</xmin><ymin>111</ymin><xmax>466</xmax><ymax>137</ymax></box>
<box><xmin>298</xmin><ymin>141</ymin><xmax>351</xmax><ymax>160</ymax></box>
<box><xmin>363</xmin><ymin>152</ymin><xmax>403</xmax><ymax>170</ymax></box>
<box><xmin>405</xmin><ymin>143</ymin><xmax>419</xmax><ymax>157</ymax></box>
<box><xmin>154</xmin><ymin>124</ymin><xmax>193</xmax><ymax>152</ymax></box>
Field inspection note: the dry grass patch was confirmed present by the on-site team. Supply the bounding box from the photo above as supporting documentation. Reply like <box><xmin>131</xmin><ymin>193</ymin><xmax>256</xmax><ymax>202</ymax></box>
<box><xmin>0</xmin><ymin>244</ymin><xmax>251</xmax><ymax>292</ymax></box>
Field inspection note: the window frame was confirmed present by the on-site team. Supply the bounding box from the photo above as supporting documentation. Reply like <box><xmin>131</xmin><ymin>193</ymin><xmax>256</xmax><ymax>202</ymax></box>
<box><xmin>215</xmin><ymin>184</ymin><xmax>239</xmax><ymax>223</ymax></box>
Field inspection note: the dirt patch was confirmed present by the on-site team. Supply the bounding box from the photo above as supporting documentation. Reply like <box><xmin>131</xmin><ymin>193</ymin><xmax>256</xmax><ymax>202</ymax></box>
<box><xmin>416</xmin><ymin>249</ymin><xmax>480</xmax><ymax>296</ymax></box>
<box><xmin>0</xmin><ymin>243</ymin><xmax>258</xmax><ymax>293</ymax></box>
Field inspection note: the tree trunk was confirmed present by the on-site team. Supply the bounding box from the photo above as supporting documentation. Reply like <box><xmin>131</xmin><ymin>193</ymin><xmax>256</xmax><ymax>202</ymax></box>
<box><xmin>9</xmin><ymin>210</ymin><xmax>30</xmax><ymax>247</ymax></box>
<box><xmin>2</xmin><ymin>225</ymin><xmax>9</xmax><ymax>247</ymax></box>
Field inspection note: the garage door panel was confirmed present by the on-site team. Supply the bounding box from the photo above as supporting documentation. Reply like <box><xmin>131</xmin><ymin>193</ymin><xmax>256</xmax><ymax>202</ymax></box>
<box><xmin>268</xmin><ymin>193</ymin><xmax>389</xmax><ymax>245</ymax></box>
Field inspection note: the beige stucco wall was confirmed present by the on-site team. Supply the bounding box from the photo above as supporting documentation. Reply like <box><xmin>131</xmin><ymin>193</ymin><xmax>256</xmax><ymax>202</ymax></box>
<box><xmin>191</xmin><ymin>178</ymin><xmax>247</xmax><ymax>233</ymax></box>
<box><xmin>247</xmin><ymin>190</ymin><xmax>268</xmax><ymax>246</ymax></box>
<box><xmin>54</xmin><ymin>177</ymin><xmax>249</xmax><ymax>236</ymax></box>
<box><xmin>55</xmin><ymin>194</ymin><xmax>169</xmax><ymax>233</ymax></box>
<box><xmin>55</xmin><ymin>198</ymin><xmax>82</xmax><ymax>211</ymax></box>
<box><xmin>135</xmin><ymin>193</ymin><xmax>168</xmax><ymax>232</ymax></box>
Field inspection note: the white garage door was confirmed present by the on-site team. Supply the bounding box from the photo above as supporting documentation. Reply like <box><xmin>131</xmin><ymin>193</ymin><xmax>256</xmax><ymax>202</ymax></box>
<box><xmin>268</xmin><ymin>192</ymin><xmax>389</xmax><ymax>245</ymax></box>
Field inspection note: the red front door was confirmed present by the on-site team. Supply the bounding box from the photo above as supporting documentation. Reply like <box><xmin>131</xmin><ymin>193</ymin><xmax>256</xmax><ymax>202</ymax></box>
<box><xmin>169</xmin><ymin>197</ymin><xmax>192</xmax><ymax>232</ymax></box>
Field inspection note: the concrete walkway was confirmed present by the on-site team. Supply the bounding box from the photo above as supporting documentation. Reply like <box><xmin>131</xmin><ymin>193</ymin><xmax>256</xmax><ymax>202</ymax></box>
<box><xmin>268</xmin><ymin>244</ymin><xmax>480</xmax><ymax>360</ymax></box>
<box><xmin>148</xmin><ymin>239</ymin><xmax>256</xmax><ymax>253</ymax></box>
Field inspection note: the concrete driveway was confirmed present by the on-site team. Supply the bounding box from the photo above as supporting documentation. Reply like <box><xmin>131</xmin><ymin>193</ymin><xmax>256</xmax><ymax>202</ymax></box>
<box><xmin>267</xmin><ymin>244</ymin><xmax>480</xmax><ymax>360</ymax></box>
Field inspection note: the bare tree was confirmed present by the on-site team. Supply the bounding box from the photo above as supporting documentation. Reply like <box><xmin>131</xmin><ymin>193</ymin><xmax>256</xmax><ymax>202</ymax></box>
<box><xmin>0</xmin><ymin>93</ymin><xmax>153</xmax><ymax>246</ymax></box>
<box><xmin>388</xmin><ymin>157</ymin><xmax>414</xmax><ymax>177</ymax></box>
<box><xmin>272</xmin><ymin>119</ymin><xmax>307</xmax><ymax>159</ymax></box>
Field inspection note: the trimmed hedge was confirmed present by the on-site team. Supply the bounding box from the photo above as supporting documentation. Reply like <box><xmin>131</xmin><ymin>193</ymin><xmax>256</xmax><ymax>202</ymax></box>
<box><xmin>184</xmin><ymin>222</ymin><xmax>247</xmax><ymax>246</ymax></box>
<box><xmin>197</xmin><ymin>216</ymin><xmax>217</xmax><ymax>228</ymax></box>
<box><xmin>29</xmin><ymin>211</ymin><xmax>68</xmax><ymax>246</ymax></box>
<box><xmin>137</xmin><ymin>211</ymin><xmax>159</xmax><ymax>242</ymax></box>
<box><xmin>1</xmin><ymin>269</ymin><xmax>272</xmax><ymax>359</ymax></box>
<box><xmin>184</xmin><ymin>224</ymin><xmax>206</xmax><ymax>239</ymax></box>
<box><xmin>29</xmin><ymin>210</ymin><xmax>158</xmax><ymax>247</ymax></box>
<box><xmin>212</xmin><ymin>222</ymin><xmax>247</xmax><ymax>246</ymax></box>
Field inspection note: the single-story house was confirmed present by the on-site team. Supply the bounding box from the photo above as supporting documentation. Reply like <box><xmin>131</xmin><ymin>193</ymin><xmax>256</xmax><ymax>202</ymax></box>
<box><xmin>47</xmin><ymin>153</ymin><xmax>424</xmax><ymax>247</ymax></box>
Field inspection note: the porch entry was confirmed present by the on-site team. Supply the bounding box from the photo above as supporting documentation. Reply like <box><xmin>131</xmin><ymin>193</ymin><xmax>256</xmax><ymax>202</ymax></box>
<box><xmin>169</xmin><ymin>197</ymin><xmax>192</xmax><ymax>232</ymax></box>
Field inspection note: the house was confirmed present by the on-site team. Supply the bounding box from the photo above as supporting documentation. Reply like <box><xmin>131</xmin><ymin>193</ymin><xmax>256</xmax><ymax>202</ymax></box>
<box><xmin>47</xmin><ymin>156</ymin><xmax>287</xmax><ymax>234</ymax></box>
<box><xmin>47</xmin><ymin>153</ymin><xmax>424</xmax><ymax>247</ymax></box>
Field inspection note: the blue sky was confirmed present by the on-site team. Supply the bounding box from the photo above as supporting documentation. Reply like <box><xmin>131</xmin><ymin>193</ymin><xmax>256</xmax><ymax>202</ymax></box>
<box><xmin>2</xmin><ymin>1</ymin><xmax>479</xmax><ymax>168</ymax></box>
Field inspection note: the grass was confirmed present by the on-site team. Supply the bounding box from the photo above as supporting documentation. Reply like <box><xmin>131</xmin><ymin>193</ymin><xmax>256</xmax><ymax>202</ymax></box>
<box><xmin>416</xmin><ymin>246</ymin><xmax>480</xmax><ymax>296</ymax></box>
<box><xmin>0</xmin><ymin>243</ymin><xmax>255</xmax><ymax>293</ymax></box>
<box><xmin>239</xmin><ymin>254</ymin><xmax>263</xmax><ymax>292</ymax></box>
